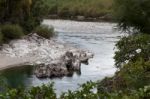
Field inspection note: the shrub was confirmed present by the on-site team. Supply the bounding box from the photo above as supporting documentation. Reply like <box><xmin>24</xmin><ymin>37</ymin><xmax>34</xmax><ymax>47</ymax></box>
<box><xmin>33</xmin><ymin>25</ymin><xmax>55</xmax><ymax>39</ymax></box>
<box><xmin>0</xmin><ymin>81</ymin><xmax>149</xmax><ymax>99</ymax></box>
<box><xmin>60</xmin><ymin>81</ymin><xmax>98</xmax><ymax>99</ymax></box>
<box><xmin>119</xmin><ymin>59</ymin><xmax>150</xmax><ymax>89</ymax></box>
<box><xmin>0</xmin><ymin>83</ymin><xmax>56</xmax><ymax>99</ymax></box>
<box><xmin>98</xmin><ymin>34</ymin><xmax>150</xmax><ymax>97</ymax></box>
<box><xmin>114</xmin><ymin>34</ymin><xmax>150</xmax><ymax>68</ymax></box>
<box><xmin>98</xmin><ymin>60</ymin><xmax>150</xmax><ymax>92</ymax></box>
<box><xmin>1</xmin><ymin>24</ymin><xmax>24</xmax><ymax>42</ymax></box>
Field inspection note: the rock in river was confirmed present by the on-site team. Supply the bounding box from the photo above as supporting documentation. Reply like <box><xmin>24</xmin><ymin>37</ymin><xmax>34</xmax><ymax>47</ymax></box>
<box><xmin>34</xmin><ymin>51</ymin><xmax>93</xmax><ymax>78</ymax></box>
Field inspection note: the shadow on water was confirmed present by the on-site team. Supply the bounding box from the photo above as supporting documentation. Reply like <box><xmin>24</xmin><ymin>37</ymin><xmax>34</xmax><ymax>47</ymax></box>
<box><xmin>0</xmin><ymin>65</ymin><xmax>33</xmax><ymax>88</ymax></box>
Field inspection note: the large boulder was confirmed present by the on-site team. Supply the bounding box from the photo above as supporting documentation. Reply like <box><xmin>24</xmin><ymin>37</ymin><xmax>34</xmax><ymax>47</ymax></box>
<box><xmin>34</xmin><ymin>51</ymin><xmax>94</xmax><ymax>78</ymax></box>
<box><xmin>35</xmin><ymin>63</ymin><xmax>68</xmax><ymax>78</ymax></box>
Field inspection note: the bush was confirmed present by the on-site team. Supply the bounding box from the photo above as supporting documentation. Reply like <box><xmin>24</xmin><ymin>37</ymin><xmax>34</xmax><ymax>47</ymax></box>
<box><xmin>0</xmin><ymin>83</ymin><xmax>56</xmax><ymax>99</ymax></box>
<box><xmin>98</xmin><ymin>60</ymin><xmax>150</xmax><ymax>92</ymax></box>
<box><xmin>119</xmin><ymin>59</ymin><xmax>150</xmax><ymax>89</ymax></box>
<box><xmin>0</xmin><ymin>81</ymin><xmax>149</xmax><ymax>99</ymax></box>
<box><xmin>0</xmin><ymin>0</ymin><xmax>50</xmax><ymax>33</ymax></box>
<box><xmin>1</xmin><ymin>24</ymin><xmax>24</xmax><ymax>42</ymax></box>
<box><xmin>33</xmin><ymin>25</ymin><xmax>55</xmax><ymax>39</ymax></box>
<box><xmin>60</xmin><ymin>81</ymin><xmax>98</xmax><ymax>99</ymax></box>
<box><xmin>98</xmin><ymin>34</ymin><xmax>150</xmax><ymax>98</ymax></box>
<box><xmin>114</xmin><ymin>34</ymin><xmax>150</xmax><ymax>68</ymax></box>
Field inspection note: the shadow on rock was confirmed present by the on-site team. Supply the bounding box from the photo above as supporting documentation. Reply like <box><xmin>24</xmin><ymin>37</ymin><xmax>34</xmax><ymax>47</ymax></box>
<box><xmin>34</xmin><ymin>51</ymin><xmax>93</xmax><ymax>79</ymax></box>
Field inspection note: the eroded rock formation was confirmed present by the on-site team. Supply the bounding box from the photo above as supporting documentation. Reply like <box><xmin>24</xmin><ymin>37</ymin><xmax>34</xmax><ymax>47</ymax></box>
<box><xmin>0</xmin><ymin>33</ymin><xmax>94</xmax><ymax>78</ymax></box>
<box><xmin>34</xmin><ymin>51</ymin><xmax>93</xmax><ymax>78</ymax></box>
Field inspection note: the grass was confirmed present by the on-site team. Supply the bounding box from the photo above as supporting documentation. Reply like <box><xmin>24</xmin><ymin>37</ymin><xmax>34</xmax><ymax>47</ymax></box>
<box><xmin>33</xmin><ymin>25</ymin><xmax>55</xmax><ymax>39</ymax></box>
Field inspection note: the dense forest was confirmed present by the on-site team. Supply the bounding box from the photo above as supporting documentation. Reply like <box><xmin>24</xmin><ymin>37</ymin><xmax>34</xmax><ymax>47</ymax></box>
<box><xmin>0</xmin><ymin>0</ymin><xmax>150</xmax><ymax>99</ymax></box>
<box><xmin>0</xmin><ymin>0</ymin><xmax>54</xmax><ymax>44</ymax></box>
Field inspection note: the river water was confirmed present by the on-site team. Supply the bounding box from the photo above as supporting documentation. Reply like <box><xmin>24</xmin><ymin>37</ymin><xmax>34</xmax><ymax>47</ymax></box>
<box><xmin>0</xmin><ymin>19</ymin><xmax>124</xmax><ymax>95</ymax></box>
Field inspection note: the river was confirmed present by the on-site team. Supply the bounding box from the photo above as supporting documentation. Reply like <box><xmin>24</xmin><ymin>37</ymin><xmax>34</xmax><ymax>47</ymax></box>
<box><xmin>0</xmin><ymin>19</ymin><xmax>124</xmax><ymax>95</ymax></box>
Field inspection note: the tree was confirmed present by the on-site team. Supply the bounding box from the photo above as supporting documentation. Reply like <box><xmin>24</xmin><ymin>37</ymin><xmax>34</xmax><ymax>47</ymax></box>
<box><xmin>20</xmin><ymin>0</ymin><xmax>50</xmax><ymax>32</ymax></box>
<box><xmin>0</xmin><ymin>0</ymin><xmax>31</xmax><ymax>23</ymax></box>
<box><xmin>113</xmin><ymin>0</ymin><xmax>150</xmax><ymax>33</ymax></box>
<box><xmin>0</xmin><ymin>0</ymin><xmax>49</xmax><ymax>32</ymax></box>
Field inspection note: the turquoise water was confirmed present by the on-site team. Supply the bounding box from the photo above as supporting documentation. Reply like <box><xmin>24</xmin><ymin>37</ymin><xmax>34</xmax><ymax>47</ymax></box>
<box><xmin>0</xmin><ymin>65</ymin><xmax>33</xmax><ymax>88</ymax></box>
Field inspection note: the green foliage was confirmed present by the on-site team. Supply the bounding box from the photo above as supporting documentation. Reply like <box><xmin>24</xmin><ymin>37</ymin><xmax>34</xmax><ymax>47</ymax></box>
<box><xmin>0</xmin><ymin>0</ymin><xmax>51</xmax><ymax>43</ymax></box>
<box><xmin>0</xmin><ymin>0</ymin><xmax>50</xmax><ymax>33</ymax></box>
<box><xmin>119</xmin><ymin>59</ymin><xmax>150</xmax><ymax>89</ymax></box>
<box><xmin>27</xmin><ymin>83</ymin><xmax>56</xmax><ymax>99</ymax></box>
<box><xmin>46</xmin><ymin>0</ymin><xmax>113</xmax><ymax>19</ymax></box>
<box><xmin>0</xmin><ymin>77</ymin><xmax>9</xmax><ymax>94</ymax></box>
<box><xmin>33</xmin><ymin>25</ymin><xmax>55</xmax><ymax>39</ymax></box>
<box><xmin>114</xmin><ymin>34</ymin><xmax>150</xmax><ymax>68</ymax></box>
<box><xmin>0</xmin><ymin>83</ymin><xmax>56</xmax><ymax>99</ymax></box>
<box><xmin>0</xmin><ymin>81</ymin><xmax>149</xmax><ymax>99</ymax></box>
<box><xmin>138</xmin><ymin>85</ymin><xmax>150</xmax><ymax>99</ymax></box>
<box><xmin>103</xmin><ymin>34</ymin><xmax>150</xmax><ymax>90</ymax></box>
<box><xmin>1</xmin><ymin>24</ymin><xmax>24</xmax><ymax>41</ymax></box>
<box><xmin>98</xmin><ymin>34</ymin><xmax>150</xmax><ymax>98</ymax></box>
<box><xmin>113</xmin><ymin>0</ymin><xmax>150</xmax><ymax>33</ymax></box>
<box><xmin>60</xmin><ymin>81</ymin><xmax>99</xmax><ymax>99</ymax></box>
<box><xmin>21</xmin><ymin>0</ymin><xmax>50</xmax><ymax>33</ymax></box>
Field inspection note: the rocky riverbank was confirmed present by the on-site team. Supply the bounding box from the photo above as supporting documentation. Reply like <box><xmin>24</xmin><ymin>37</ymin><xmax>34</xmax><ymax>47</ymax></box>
<box><xmin>0</xmin><ymin>33</ymin><xmax>93</xmax><ymax>78</ymax></box>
